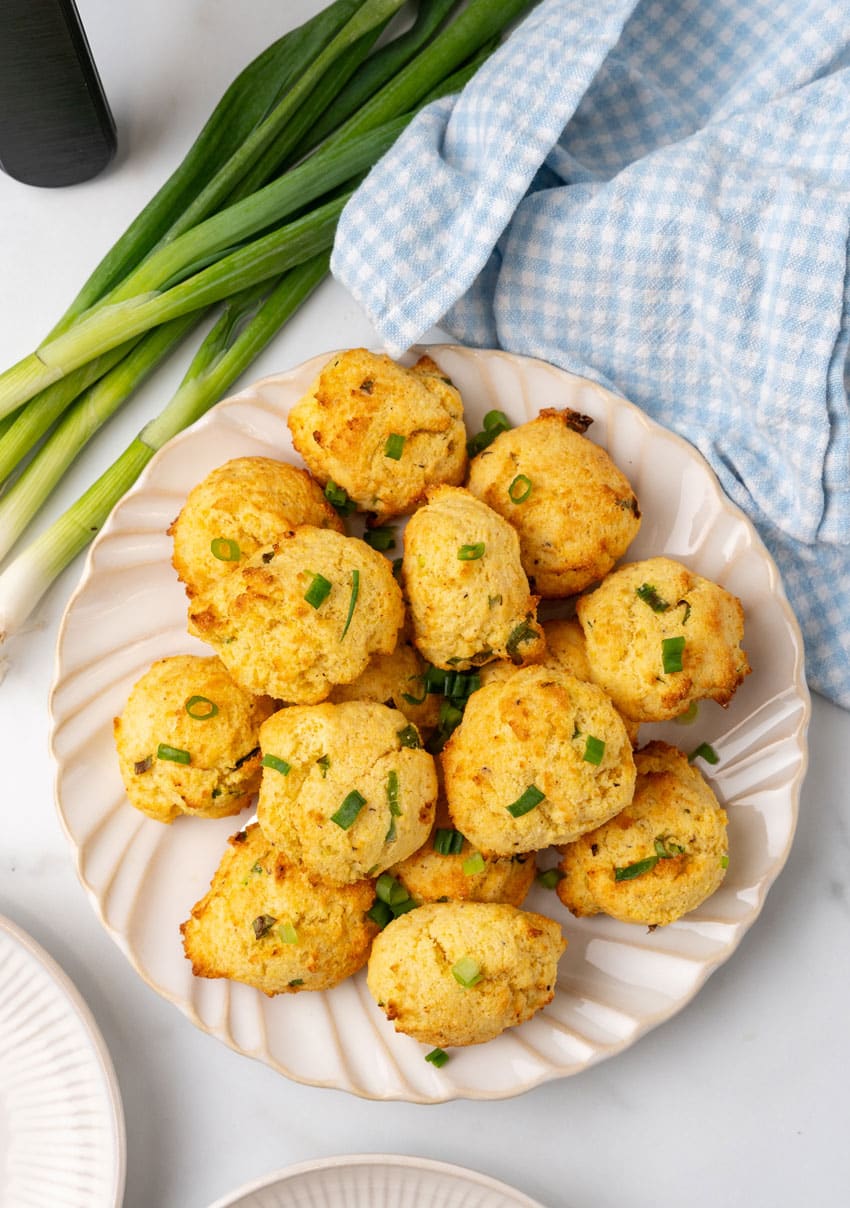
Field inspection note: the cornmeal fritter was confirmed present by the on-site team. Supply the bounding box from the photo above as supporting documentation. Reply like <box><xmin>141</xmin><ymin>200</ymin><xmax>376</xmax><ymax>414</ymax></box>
<box><xmin>389</xmin><ymin>802</ymin><xmax>536</xmax><ymax>907</ymax></box>
<box><xmin>576</xmin><ymin>556</ymin><xmax>751</xmax><ymax>721</ymax></box>
<box><xmin>113</xmin><ymin>654</ymin><xmax>275</xmax><ymax>824</ymax></box>
<box><xmin>188</xmin><ymin>526</ymin><xmax>404</xmax><ymax>704</ymax></box>
<box><xmin>442</xmin><ymin>665</ymin><xmax>636</xmax><ymax>856</ymax></box>
<box><xmin>402</xmin><ymin>485</ymin><xmax>545</xmax><ymax>671</ymax></box>
<box><xmin>257</xmin><ymin>700</ymin><xmax>437</xmax><ymax>884</ymax></box>
<box><xmin>367</xmin><ymin>900</ymin><xmax>565</xmax><ymax>1047</ymax></box>
<box><xmin>327</xmin><ymin>626</ymin><xmax>441</xmax><ymax>732</ymax></box>
<box><xmin>466</xmin><ymin>408</ymin><xmax>641</xmax><ymax>597</ymax></box>
<box><xmin>287</xmin><ymin>349</ymin><xmax>467</xmax><ymax>520</ymax></box>
<box><xmin>169</xmin><ymin>456</ymin><xmax>343</xmax><ymax>599</ymax></box>
<box><xmin>557</xmin><ymin>741</ymin><xmax>729</xmax><ymax>926</ymax></box>
<box><xmin>181</xmin><ymin>824</ymin><xmax>378</xmax><ymax>994</ymax></box>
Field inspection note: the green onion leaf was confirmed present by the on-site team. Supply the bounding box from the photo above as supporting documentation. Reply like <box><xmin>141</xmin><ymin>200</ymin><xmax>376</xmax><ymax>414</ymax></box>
<box><xmin>331</xmin><ymin>789</ymin><xmax>366</xmax><ymax>829</ymax></box>
<box><xmin>367</xmin><ymin>899</ymin><xmax>393</xmax><ymax>929</ymax></box>
<box><xmin>661</xmin><ymin>635</ymin><xmax>686</xmax><ymax>673</ymax></box>
<box><xmin>278</xmin><ymin>922</ymin><xmax>298</xmax><ymax>945</ymax></box>
<box><xmin>721</xmin><ymin>854</ymin><xmax>730</xmax><ymax>868</ymax></box>
<box><xmin>466</xmin><ymin>410</ymin><xmax>511</xmax><ymax>456</ymax></box>
<box><xmin>261</xmin><ymin>753</ymin><xmax>290</xmax><ymax>775</ymax></box>
<box><xmin>316</xmin><ymin>754</ymin><xmax>330</xmax><ymax>778</ymax></box>
<box><xmin>324</xmin><ymin>480</ymin><xmax>355</xmax><ymax>516</ymax></box>
<box><xmin>384</xmin><ymin>432</ymin><xmax>405</xmax><ymax>460</ymax></box>
<box><xmin>210</xmin><ymin>536</ymin><xmax>240</xmax><ymax>562</ymax></box>
<box><xmin>462</xmin><ymin>851</ymin><xmax>485</xmax><ymax>877</ymax></box>
<box><xmin>363</xmin><ymin>526</ymin><xmax>396</xmax><ymax>551</ymax></box>
<box><xmin>458</xmin><ymin>542</ymin><xmax>485</xmax><ymax>561</ymax></box>
<box><xmin>614</xmin><ymin>856</ymin><xmax>659</xmax><ymax>882</ymax></box>
<box><xmin>678</xmin><ymin>598</ymin><xmax>692</xmax><ymax>624</ymax></box>
<box><xmin>507</xmin><ymin>784</ymin><xmax>545</xmax><ymax>818</ymax></box>
<box><xmin>251</xmin><ymin>914</ymin><xmax>277</xmax><ymax>940</ymax></box>
<box><xmin>536</xmin><ymin>867</ymin><xmax>564</xmax><ymax>890</ymax></box>
<box><xmin>508</xmin><ymin>473</ymin><xmax>532</xmax><ymax>503</ymax></box>
<box><xmin>654</xmin><ymin>834</ymin><xmax>685</xmax><ymax>858</ymax></box>
<box><xmin>484</xmin><ymin>409</ymin><xmax>510</xmax><ymax>432</ymax></box>
<box><xmin>635</xmin><ymin>582</ymin><xmax>669</xmax><ymax>612</ymax></box>
<box><xmin>340</xmin><ymin>567</ymin><xmax>359</xmax><ymax>640</ymax></box>
<box><xmin>390</xmin><ymin>897</ymin><xmax>417</xmax><ymax>917</ymax></box>
<box><xmin>434</xmin><ymin>828</ymin><xmax>465</xmax><ymax>856</ymax></box>
<box><xmin>184</xmin><ymin>694</ymin><xmax>219</xmax><ymax>720</ymax></box>
<box><xmin>425</xmin><ymin>1047</ymin><xmax>449</xmax><ymax>1068</ymax></box>
<box><xmin>674</xmin><ymin>701</ymin><xmax>700</xmax><ymax>725</ymax></box>
<box><xmin>386</xmin><ymin>769</ymin><xmax>401</xmax><ymax>815</ymax></box>
<box><xmin>157</xmin><ymin>743</ymin><xmax>190</xmax><ymax>765</ymax></box>
<box><xmin>689</xmin><ymin>742</ymin><xmax>720</xmax><ymax>765</ymax></box>
<box><xmin>583</xmin><ymin>735</ymin><xmax>606</xmax><ymax>765</ymax></box>
<box><xmin>288</xmin><ymin>979</ymin><xmax>304</xmax><ymax>987</ymax></box>
<box><xmin>452</xmin><ymin>956</ymin><xmax>483</xmax><ymax>988</ymax></box>
<box><xmin>506</xmin><ymin>617</ymin><xmax>539</xmax><ymax>663</ymax></box>
<box><xmin>304</xmin><ymin>572</ymin><xmax>332</xmax><ymax>609</ymax></box>
<box><xmin>397</xmin><ymin>724</ymin><xmax>420</xmax><ymax>748</ymax></box>
<box><xmin>134</xmin><ymin>756</ymin><xmax>152</xmax><ymax>775</ymax></box>
<box><xmin>391</xmin><ymin>556</ymin><xmax>403</xmax><ymax>579</ymax></box>
<box><xmin>375</xmin><ymin>872</ymin><xmax>409</xmax><ymax>907</ymax></box>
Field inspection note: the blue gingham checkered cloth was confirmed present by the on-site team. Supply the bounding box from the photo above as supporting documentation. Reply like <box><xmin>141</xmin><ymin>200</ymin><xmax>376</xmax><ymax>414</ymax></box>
<box><xmin>332</xmin><ymin>0</ymin><xmax>850</xmax><ymax>708</ymax></box>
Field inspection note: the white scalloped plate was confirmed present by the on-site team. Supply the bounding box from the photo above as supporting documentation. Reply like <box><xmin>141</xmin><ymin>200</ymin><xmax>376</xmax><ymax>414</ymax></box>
<box><xmin>50</xmin><ymin>346</ymin><xmax>809</xmax><ymax>1103</ymax></box>
<box><xmin>0</xmin><ymin>914</ymin><xmax>126</xmax><ymax>1206</ymax></box>
<box><xmin>205</xmin><ymin>1154</ymin><xmax>543</xmax><ymax>1208</ymax></box>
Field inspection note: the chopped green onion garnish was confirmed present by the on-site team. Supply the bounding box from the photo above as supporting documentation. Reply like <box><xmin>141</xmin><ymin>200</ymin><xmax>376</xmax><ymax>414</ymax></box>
<box><xmin>583</xmin><ymin>735</ymin><xmax>606</xmax><ymax>765</ymax></box>
<box><xmin>331</xmin><ymin>789</ymin><xmax>366</xmax><ymax>830</ymax></box>
<box><xmin>288</xmin><ymin>979</ymin><xmax>304</xmax><ymax>987</ymax></box>
<box><xmin>462</xmin><ymin>851</ymin><xmax>485</xmax><ymax>877</ymax></box>
<box><xmin>324</xmin><ymin>481</ymin><xmax>356</xmax><ymax>516</ymax></box>
<box><xmin>384</xmin><ymin>433</ymin><xmax>406</xmax><ymax>460</ymax></box>
<box><xmin>401</xmin><ymin>676</ymin><xmax>428</xmax><ymax>706</ymax></box>
<box><xmin>278</xmin><ymin>922</ymin><xmax>298</xmax><ymax>945</ymax></box>
<box><xmin>720</xmin><ymin>855</ymin><xmax>730</xmax><ymax>868</ymax></box>
<box><xmin>508</xmin><ymin>473</ymin><xmax>532</xmax><ymax>503</ymax></box>
<box><xmin>340</xmin><ymin>568</ymin><xmax>359</xmax><ymax>640</ymax></box>
<box><xmin>316</xmin><ymin>755</ymin><xmax>330</xmax><ymax>778</ymax></box>
<box><xmin>184</xmin><ymin>694</ymin><xmax>219</xmax><ymax>720</ymax></box>
<box><xmin>507</xmin><ymin>784</ymin><xmax>545</xmax><ymax>818</ymax></box>
<box><xmin>304</xmin><ymin>572</ymin><xmax>332</xmax><ymax>609</ymax></box>
<box><xmin>391</xmin><ymin>897</ymin><xmax>417</xmax><ymax>917</ymax></box>
<box><xmin>678</xmin><ymin>598</ymin><xmax>692</xmax><ymax>624</ymax></box>
<box><xmin>134</xmin><ymin>756</ymin><xmax>152</xmax><ymax>775</ymax></box>
<box><xmin>438</xmin><ymin>699</ymin><xmax>463</xmax><ymax>731</ymax></box>
<box><xmin>536</xmin><ymin>867</ymin><xmax>564</xmax><ymax>890</ymax></box>
<box><xmin>375</xmin><ymin>872</ymin><xmax>409</xmax><ymax>907</ymax></box>
<box><xmin>689</xmin><ymin>742</ymin><xmax>720</xmax><ymax>765</ymax></box>
<box><xmin>466</xmin><ymin>410</ymin><xmax>511</xmax><ymax>457</ymax></box>
<box><xmin>367</xmin><ymin>899</ymin><xmax>393</xmax><ymax>929</ymax></box>
<box><xmin>452</xmin><ymin>956</ymin><xmax>483</xmax><ymax>988</ymax></box>
<box><xmin>386</xmin><ymin>770</ymin><xmax>401</xmax><ymax>816</ymax></box>
<box><xmin>363</xmin><ymin>526</ymin><xmax>396</xmax><ymax>551</ymax></box>
<box><xmin>661</xmin><ymin>635</ymin><xmax>686</xmax><ymax>673</ymax></box>
<box><xmin>425</xmin><ymin>1047</ymin><xmax>449</xmax><ymax>1068</ymax></box>
<box><xmin>157</xmin><ymin>743</ymin><xmax>190</xmax><ymax>765</ymax></box>
<box><xmin>434</xmin><ymin>828</ymin><xmax>465</xmax><ymax>856</ymax></box>
<box><xmin>397</xmin><ymin>724</ymin><xmax>420</xmax><ymax>749</ymax></box>
<box><xmin>251</xmin><ymin>914</ymin><xmax>277</xmax><ymax>940</ymax></box>
<box><xmin>458</xmin><ymin>542</ymin><xmax>485</xmax><ymax>561</ymax></box>
<box><xmin>674</xmin><ymin>701</ymin><xmax>700</xmax><ymax>725</ymax></box>
<box><xmin>654</xmin><ymin>834</ymin><xmax>684</xmax><ymax>858</ymax></box>
<box><xmin>210</xmin><ymin>537</ymin><xmax>240</xmax><ymax>562</ymax></box>
<box><xmin>635</xmin><ymin>582</ymin><xmax>669</xmax><ymax>612</ymax></box>
<box><xmin>392</xmin><ymin>557</ymin><xmax>403</xmax><ymax>579</ymax></box>
<box><xmin>261</xmin><ymin>753</ymin><xmax>290</xmax><ymax>775</ymax></box>
<box><xmin>614</xmin><ymin>856</ymin><xmax>658</xmax><ymax>881</ymax></box>
<box><xmin>385</xmin><ymin>817</ymin><xmax>397</xmax><ymax>843</ymax></box>
<box><xmin>506</xmin><ymin>617</ymin><xmax>539</xmax><ymax>662</ymax></box>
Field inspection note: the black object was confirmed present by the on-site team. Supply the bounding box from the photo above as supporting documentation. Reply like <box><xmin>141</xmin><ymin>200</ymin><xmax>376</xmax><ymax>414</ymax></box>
<box><xmin>0</xmin><ymin>0</ymin><xmax>116</xmax><ymax>187</ymax></box>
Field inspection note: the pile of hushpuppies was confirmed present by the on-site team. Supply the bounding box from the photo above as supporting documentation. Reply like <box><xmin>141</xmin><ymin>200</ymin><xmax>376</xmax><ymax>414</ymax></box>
<box><xmin>113</xmin><ymin>349</ymin><xmax>750</xmax><ymax>1052</ymax></box>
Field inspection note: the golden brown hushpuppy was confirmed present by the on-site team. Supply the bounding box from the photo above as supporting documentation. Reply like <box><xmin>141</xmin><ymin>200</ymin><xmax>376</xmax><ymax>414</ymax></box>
<box><xmin>389</xmin><ymin>802</ymin><xmax>536</xmax><ymax>907</ymax></box>
<box><xmin>188</xmin><ymin>526</ymin><xmax>404</xmax><ymax>704</ymax></box>
<box><xmin>168</xmin><ymin>456</ymin><xmax>344</xmax><ymax>599</ymax></box>
<box><xmin>367</xmin><ymin>900</ymin><xmax>565</xmax><ymax>1047</ymax></box>
<box><xmin>181</xmin><ymin>824</ymin><xmax>378</xmax><ymax>994</ymax></box>
<box><xmin>466</xmin><ymin>408</ymin><xmax>641</xmax><ymax>597</ymax></box>
<box><xmin>287</xmin><ymin>349</ymin><xmax>467</xmax><ymax>520</ymax></box>
<box><xmin>327</xmin><ymin>625</ymin><xmax>441</xmax><ymax>732</ymax></box>
<box><xmin>113</xmin><ymin>654</ymin><xmax>275</xmax><ymax>824</ymax></box>
<box><xmin>557</xmin><ymin>741</ymin><xmax>729</xmax><ymax>926</ymax></box>
<box><xmin>257</xmin><ymin>701</ymin><xmax>437</xmax><ymax>884</ymax></box>
<box><xmin>576</xmin><ymin>556</ymin><xmax>751</xmax><ymax>722</ymax></box>
<box><xmin>442</xmin><ymin>665</ymin><xmax>636</xmax><ymax>856</ymax></box>
<box><xmin>402</xmin><ymin>485</ymin><xmax>545</xmax><ymax>670</ymax></box>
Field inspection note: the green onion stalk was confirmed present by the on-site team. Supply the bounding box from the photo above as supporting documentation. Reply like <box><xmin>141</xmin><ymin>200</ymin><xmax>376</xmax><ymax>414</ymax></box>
<box><xmin>0</xmin><ymin>0</ymin><xmax>538</xmax><ymax>647</ymax></box>
<box><xmin>0</xmin><ymin>256</ymin><xmax>328</xmax><ymax>645</ymax></box>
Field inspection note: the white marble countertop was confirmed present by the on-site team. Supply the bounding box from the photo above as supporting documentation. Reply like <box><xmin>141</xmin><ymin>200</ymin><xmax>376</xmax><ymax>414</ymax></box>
<box><xmin>1</xmin><ymin>3</ymin><xmax>848</xmax><ymax>1206</ymax></box>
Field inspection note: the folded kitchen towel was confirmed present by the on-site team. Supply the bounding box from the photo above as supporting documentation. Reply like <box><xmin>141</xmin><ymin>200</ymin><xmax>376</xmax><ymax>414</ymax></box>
<box><xmin>331</xmin><ymin>0</ymin><xmax>850</xmax><ymax>708</ymax></box>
